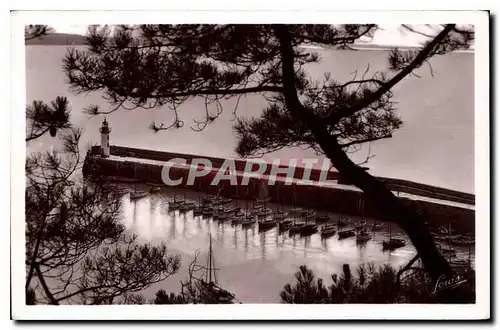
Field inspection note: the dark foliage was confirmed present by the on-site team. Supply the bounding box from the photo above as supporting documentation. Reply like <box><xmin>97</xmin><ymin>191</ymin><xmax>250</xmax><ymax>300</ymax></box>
<box><xmin>26</xmin><ymin>97</ymin><xmax>72</xmax><ymax>141</ymax></box>
<box><xmin>280</xmin><ymin>264</ymin><xmax>475</xmax><ymax>304</ymax></box>
<box><xmin>25</xmin><ymin>25</ymin><xmax>53</xmax><ymax>41</ymax></box>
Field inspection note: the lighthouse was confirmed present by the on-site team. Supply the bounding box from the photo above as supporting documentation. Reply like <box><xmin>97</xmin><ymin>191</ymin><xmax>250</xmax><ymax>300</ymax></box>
<box><xmin>99</xmin><ymin>118</ymin><xmax>111</xmax><ymax>158</ymax></box>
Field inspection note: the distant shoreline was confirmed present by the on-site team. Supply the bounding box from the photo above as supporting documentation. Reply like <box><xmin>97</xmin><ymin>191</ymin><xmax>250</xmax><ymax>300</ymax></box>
<box><xmin>26</xmin><ymin>33</ymin><xmax>474</xmax><ymax>53</ymax></box>
<box><xmin>25</xmin><ymin>33</ymin><xmax>87</xmax><ymax>46</ymax></box>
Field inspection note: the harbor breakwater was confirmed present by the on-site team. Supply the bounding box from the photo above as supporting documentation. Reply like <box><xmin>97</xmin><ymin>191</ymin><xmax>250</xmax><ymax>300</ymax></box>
<box><xmin>83</xmin><ymin>145</ymin><xmax>475</xmax><ymax>234</ymax></box>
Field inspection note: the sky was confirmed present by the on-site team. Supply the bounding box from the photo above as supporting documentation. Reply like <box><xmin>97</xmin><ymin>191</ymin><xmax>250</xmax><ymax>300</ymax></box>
<box><xmin>51</xmin><ymin>24</ymin><xmax>437</xmax><ymax>47</ymax></box>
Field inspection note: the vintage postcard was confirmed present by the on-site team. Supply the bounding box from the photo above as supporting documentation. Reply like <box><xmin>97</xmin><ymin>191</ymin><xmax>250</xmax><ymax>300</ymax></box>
<box><xmin>11</xmin><ymin>9</ymin><xmax>490</xmax><ymax>320</ymax></box>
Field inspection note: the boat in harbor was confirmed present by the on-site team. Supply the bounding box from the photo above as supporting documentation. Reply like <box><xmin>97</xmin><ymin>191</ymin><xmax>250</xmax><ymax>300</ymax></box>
<box><xmin>221</xmin><ymin>206</ymin><xmax>240</xmax><ymax>215</ymax></box>
<box><xmin>252</xmin><ymin>203</ymin><xmax>265</xmax><ymax>211</ymax></box>
<box><xmin>199</xmin><ymin>235</ymin><xmax>236</xmax><ymax>303</ymax></box>
<box><xmin>278</xmin><ymin>219</ymin><xmax>293</xmax><ymax>231</ymax></box>
<box><xmin>193</xmin><ymin>206</ymin><xmax>204</xmax><ymax>216</ymax></box>
<box><xmin>256</xmin><ymin>208</ymin><xmax>273</xmax><ymax>218</ymax></box>
<box><xmin>220</xmin><ymin>197</ymin><xmax>233</xmax><ymax>204</ymax></box>
<box><xmin>304</xmin><ymin>210</ymin><xmax>316</xmax><ymax>221</ymax></box>
<box><xmin>371</xmin><ymin>222</ymin><xmax>384</xmax><ymax>231</ymax></box>
<box><xmin>273</xmin><ymin>209</ymin><xmax>289</xmax><ymax>220</ymax></box>
<box><xmin>337</xmin><ymin>217</ymin><xmax>348</xmax><ymax>227</ymax></box>
<box><xmin>241</xmin><ymin>217</ymin><xmax>255</xmax><ymax>226</ymax></box>
<box><xmin>338</xmin><ymin>228</ymin><xmax>356</xmax><ymax>239</ymax></box>
<box><xmin>315</xmin><ymin>213</ymin><xmax>330</xmax><ymax>223</ymax></box>
<box><xmin>234</xmin><ymin>210</ymin><xmax>245</xmax><ymax>218</ymax></box>
<box><xmin>256</xmin><ymin>180</ymin><xmax>271</xmax><ymax>204</ymax></box>
<box><xmin>216</xmin><ymin>212</ymin><xmax>230</xmax><ymax>221</ymax></box>
<box><xmin>169</xmin><ymin>201</ymin><xmax>183</xmax><ymax>211</ymax></box>
<box><xmin>451</xmin><ymin>236</ymin><xmax>475</xmax><ymax>246</ymax></box>
<box><xmin>438</xmin><ymin>247</ymin><xmax>457</xmax><ymax>258</ymax></box>
<box><xmin>202</xmin><ymin>196</ymin><xmax>217</xmax><ymax>205</ymax></box>
<box><xmin>356</xmin><ymin>228</ymin><xmax>371</xmax><ymax>242</ymax></box>
<box><xmin>202</xmin><ymin>207</ymin><xmax>214</xmax><ymax>217</ymax></box>
<box><xmin>129</xmin><ymin>175</ymin><xmax>149</xmax><ymax>199</ymax></box>
<box><xmin>382</xmin><ymin>221</ymin><xmax>406</xmax><ymax>251</ymax></box>
<box><xmin>278</xmin><ymin>222</ymin><xmax>292</xmax><ymax>232</ymax></box>
<box><xmin>149</xmin><ymin>186</ymin><xmax>161</xmax><ymax>193</ymax></box>
<box><xmin>210</xmin><ymin>196</ymin><xmax>232</xmax><ymax>206</ymax></box>
<box><xmin>130</xmin><ymin>189</ymin><xmax>148</xmax><ymax>200</ymax></box>
<box><xmin>258</xmin><ymin>218</ymin><xmax>276</xmax><ymax>231</ymax></box>
<box><xmin>354</xmin><ymin>221</ymin><xmax>367</xmax><ymax>230</ymax></box>
<box><xmin>299</xmin><ymin>223</ymin><xmax>318</xmax><ymax>236</ymax></box>
<box><xmin>288</xmin><ymin>222</ymin><xmax>306</xmax><ymax>234</ymax></box>
<box><xmin>382</xmin><ymin>238</ymin><xmax>406</xmax><ymax>251</ymax></box>
<box><xmin>288</xmin><ymin>208</ymin><xmax>305</xmax><ymax>216</ymax></box>
<box><xmin>231</xmin><ymin>215</ymin><xmax>245</xmax><ymax>225</ymax></box>
<box><xmin>449</xmin><ymin>258</ymin><xmax>471</xmax><ymax>269</ymax></box>
<box><xmin>179</xmin><ymin>201</ymin><xmax>196</xmax><ymax>213</ymax></box>
<box><xmin>321</xmin><ymin>224</ymin><xmax>336</xmax><ymax>237</ymax></box>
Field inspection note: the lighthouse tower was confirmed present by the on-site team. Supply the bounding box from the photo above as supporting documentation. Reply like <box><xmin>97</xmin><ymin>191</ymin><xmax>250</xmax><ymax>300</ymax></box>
<box><xmin>99</xmin><ymin>118</ymin><xmax>111</xmax><ymax>158</ymax></box>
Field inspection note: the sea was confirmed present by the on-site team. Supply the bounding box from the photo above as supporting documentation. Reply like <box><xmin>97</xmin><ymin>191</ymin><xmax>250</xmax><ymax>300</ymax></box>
<box><xmin>25</xmin><ymin>46</ymin><xmax>475</xmax><ymax>303</ymax></box>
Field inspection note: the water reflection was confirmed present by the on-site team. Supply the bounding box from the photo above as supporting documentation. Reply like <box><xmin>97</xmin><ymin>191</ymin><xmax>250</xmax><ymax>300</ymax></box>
<box><xmin>118</xmin><ymin>184</ymin><xmax>475</xmax><ymax>284</ymax></box>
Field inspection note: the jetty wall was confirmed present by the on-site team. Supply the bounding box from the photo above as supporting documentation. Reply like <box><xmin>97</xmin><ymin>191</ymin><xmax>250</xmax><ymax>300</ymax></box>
<box><xmin>83</xmin><ymin>146</ymin><xmax>475</xmax><ymax>234</ymax></box>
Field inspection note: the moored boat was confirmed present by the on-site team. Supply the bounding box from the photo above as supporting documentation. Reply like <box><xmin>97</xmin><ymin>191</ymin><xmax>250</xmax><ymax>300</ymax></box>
<box><xmin>304</xmin><ymin>210</ymin><xmax>316</xmax><ymax>221</ymax></box>
<box><xmin>256</xmin><ymin>208</ymin><xmax>273</xmax><ymax>218</ymax></box>
<box><xmin>273</xmin><ymin>210</ymin><xmax>289</xmax><ymax>220</ymax></box>
<box><xmin>356</xmin><ymin>228</ymin><xmax>371</xmax><ymax>242</ymax></box>
<box><xmin>231</xmin><ymin>216</ymin><xmax>245</xmax><ymax>225</ymax></box>
<box><xmin>258</xmin><ymin>218</ymin><xmax>276</xmax><ymax>230</ymax></box>
<box><xmin>234</xmin><ymin>210</ymin><xmax>245</xmax><ymax>218</ymax></box>
<box><xmin>149</xmin><ymin>186</ymin><xmax>161</xmax><ymax>193</ymax></box>
<box><xmin>278</xmin><ymin>219</ymin><xmax>293</xmax><ymax>231</ymax></box>
<box><xmin>193</xmin><ymin>206</ymin><xmax>204</xmax><ymax>216</ymax></box>
<box><xmin>315</xmin><ymin>214</ymin><xmax>330</xmax><ymax>223</ymax></box>
<box><xmin>252</xmin><ymin>203</ymin><xmax>265</xmax><ymax>211</ymax></box>
<box><xmin>168</xmin><ymin>201</ymin><xmax>183</xmax><ymax>211</ymax></box>
<box><xmin>300</xmin><ymin>223</ymin><xmax>318</xmax><ymax>235</ymax></box>
<box><xmin>241</xmin><ymin>217</ymin><xmax>255</xmax><ymax>226</ymax></box>
<box><xmin>216</xmin><ymin>212</ymin><xmax>230</xmax><ymax>221</ymax></box>
<box><xmin>130</xmin><ymin>190</ymin><xmax>148</xmax><ymax>200</ymax></box>
<box><xmin>337</xmin><ymin>217</ymin><xmax>348</xmax><ymax>227</ymax></box>
<box><xmin>179</xmin><ymin>201</ymin><xmax>196</xmax><ymax>212</ymax></box>
<box><xmin>202</xmin><ymin>207</ymin><xmax>214</xmax><ymax>217</ymax></box>
<box><xmin>382</xmin><ymin>238</ymin><xmax>406</xmax><ymax>251</ymax></box>
<box><xmin>438</xmin><ymin>247</ymin><xmax>457</xmax><ymax>258</ymax></box>
<box><xmin>338</xmin><ymin>228</ymin><xmax>356</xmax><ymax>239</ymax></box>
<box><xmin>288</xmin><ymin>222</ymin><xmax>306</xmax><ymax>234</ymax></box>
<box><xmin>449</xmin><ymin>258</ymin><xmax>471</xmax><ymax>268</ymax></box>
<box><xmin>354</xmin><ymin>221</ymin><xmax>367</xmax><ymax>230</ymax></box>
<box><xmin>321</xmin><ymin>224</ymin><xmax>336</xmax><ymax>237</ymax></box>
<box><xmin>450</xmin><ymin>236</ymin><xmax>475</xmax><ymax>246</ymax></box>
<box><xmin>288</xmin><ymin>208</ymin><xmax>305</xmax><ymax>216</ymax></box>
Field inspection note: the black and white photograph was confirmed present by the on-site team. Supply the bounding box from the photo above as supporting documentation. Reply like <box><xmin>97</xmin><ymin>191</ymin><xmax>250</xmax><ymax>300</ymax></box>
<box><xmin>10</xmin><ymin>9</ymin><xmax>490</xmax><ymax>320</ymax></box>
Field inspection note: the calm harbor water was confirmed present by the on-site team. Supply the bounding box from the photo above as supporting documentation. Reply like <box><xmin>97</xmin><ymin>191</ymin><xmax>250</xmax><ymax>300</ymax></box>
<box><xmin>26</xmin><ymin>45</ymin><xmax>475</xmax><ymax>302</ymax></box>
<box><xmin>115</xmin><ymin>183</ymin><xmax>474</xmax><ymax>302</ymax></box>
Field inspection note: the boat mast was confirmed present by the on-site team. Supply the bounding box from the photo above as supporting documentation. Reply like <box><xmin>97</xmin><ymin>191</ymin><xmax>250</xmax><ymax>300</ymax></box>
<box><xmin>207</xmin><ymin>234</ymin><xmax>212</xmax><ymax>283</ymax></box>
<box><xmin>361</xmin><ymin>194</ymin><xmax>365</xmax><ymax>222</ymax></box>
<box><xmin>134</xmin><ymin>163</ymin><xmax>137</xmax><ymax>192</ymax></box>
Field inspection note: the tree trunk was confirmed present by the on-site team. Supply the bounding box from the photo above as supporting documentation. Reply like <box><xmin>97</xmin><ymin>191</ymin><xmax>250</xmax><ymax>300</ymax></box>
<box><xmin>273</xmin><ymin>24</ymin><xmax>473</xmax><ymax>302</ymax></box>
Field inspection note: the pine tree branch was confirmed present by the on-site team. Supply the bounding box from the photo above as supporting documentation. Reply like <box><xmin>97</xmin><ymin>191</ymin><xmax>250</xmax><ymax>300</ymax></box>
<box><xmin>26</xmin><ymin>128</ymin><xmax>50</xmax><ymax>141</ymax></box>
<box><xmin>339</xmin><ymin>134</ymin><xmax>392</xmax><ymax>149</ymax></box>
<box><xmin>327</xmin><ymin>24</ymin><xmax>455</xmax><ymax>124</ymax></box>
<box><xmin>397</xmin><ymin>254</ymin><xmax>420</xmax><ymax>284</ymax></box>
<box><xmin>35</xmin><ymin>264</ymin><xmax>59</xmax><ymax>305</ymax></box>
